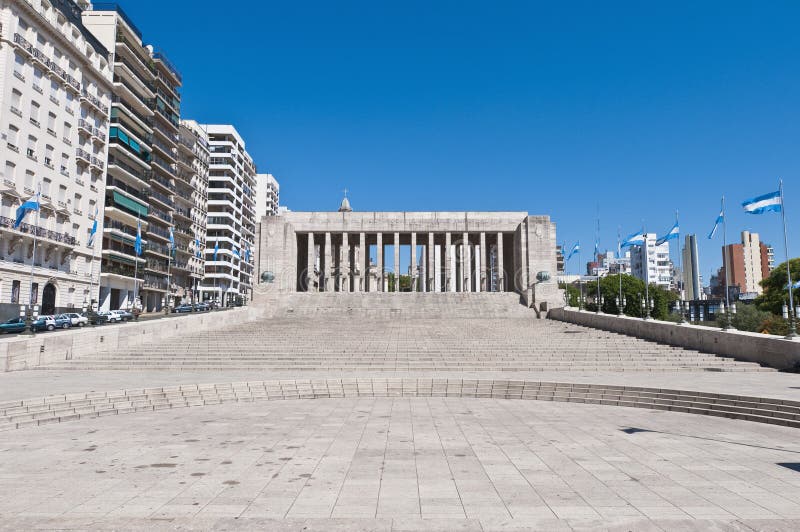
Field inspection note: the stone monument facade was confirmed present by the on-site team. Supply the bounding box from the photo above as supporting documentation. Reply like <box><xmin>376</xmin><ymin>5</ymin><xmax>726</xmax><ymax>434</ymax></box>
<box><xmin>255</xmin><ymin>208</ymin><xmax>561</xmax><ymax>312</ymax></box>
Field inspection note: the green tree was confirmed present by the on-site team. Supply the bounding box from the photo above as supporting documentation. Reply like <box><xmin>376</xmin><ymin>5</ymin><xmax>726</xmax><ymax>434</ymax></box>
<box><xmin>755</xmin><ymin>258</ymin><xmax>800</xmax><ymax>315</ymax></box>
<box><xmin>716</xmin><ymin>303</ymin><xmax>773</xmax><ymax>332</ymax></box>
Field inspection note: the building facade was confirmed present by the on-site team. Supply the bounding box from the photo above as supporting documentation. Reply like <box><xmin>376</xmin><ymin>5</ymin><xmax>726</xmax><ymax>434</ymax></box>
<box><xmin>255</xmin><ymin>210</ymin><xmax>561</xmax><ymax>312</ymax></box>
<box><xmin>682</xmin><ymin>234</ymin><xmax>701</xmax><ymax>301</ymax></box>
<box><xmin>0</xmin><ymin>0</ymin><xmax>113</xmax><ymax>318</ymax></box>
<box><xmin>630</xmin><ymin>233</ymin><xmax>673</xmax><ymax>289</ymax></box>
<box><xmin>199</xmin><ymin>124</ymin><xmax>256</xmax><ymax>306</ymax></box>
<box><xmin>255</xmin><ymin>172</ymin><xmax>278</xmax><ymax>220</ymax></box>
<box><xmin>721</xmin><ymin>231</ymin><xmax>772</xmax><ymax>297</ymax></box>
<box><xmin>177</xmin><ymin>119</ymin><xmax>207</xmax><ymax>303</ymax></box>
<box><xmin>82</xmin><ymin>3</ymin><xmax>185</xmax><ymax>312</ymax></box>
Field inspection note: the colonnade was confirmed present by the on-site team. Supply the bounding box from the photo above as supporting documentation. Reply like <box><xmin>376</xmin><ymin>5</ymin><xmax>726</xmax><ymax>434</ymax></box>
<box><xmin>301</xmin><ymin>231</ymin><xmax>509</xmax><ymax>293</ymax></box>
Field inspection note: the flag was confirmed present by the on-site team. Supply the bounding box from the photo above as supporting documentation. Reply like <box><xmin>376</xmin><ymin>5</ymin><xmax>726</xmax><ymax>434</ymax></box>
<box><xmin>566</xmin><ymin>242</ymin><xmax>580</xmax><ymax>261</ymax></box>
<box><xmin>788</xmin><ymin>280</ymin><xmax>800</xmax><ymax>290</ymax></box>
<box><xmin>621</xmin><ymin>231</ymin><xmax>645</xmax><ymax>248</ymax></box>
<box><xmin>168</xmin><ymin>226</ymin><xmax>175</xmax><ymax>251</ymax></box>
<box><xmin>656</xmin><ymin>221</ymin><xmax>679</xmax><ymax>245</ymax></box>
<box><xmin>87</xmin><ymin>207</ymin><xmax>99</xmax><ymax>246</ymax></box>
<box><xmin>233</xmin><ymin>247</ymin><xmax>240</xmax><ymax>258</ymax></box>
<box><xmin>708</xmin><ymin>211</ymin><xmax>724</xmax><ymax>239</ymax></box>
<box><xmin>195</xmin><ymin>237</ymin><xmax>201</xmax><ymax>258</ymax></box>
<box><xmin>742</xmin><ymin>190</ymin><xmax>782</xmax><ymax>214</ymax></box>
<box><xmin>245</xmin><ymin>244</ymin><xmax>251</xmax><ymax>262</ymax></box>
<box><xmin>134</xmin><ymin>220</ymin><xmax>142</xmax><ymax>256</ymax></box>
<box><xmin>14</xmin><ymin>193</ymin><xmax>40</xmax><ymax>229</ymax></box>
<box><xmin>213</xmin><ymin>241</ymin><xmax>219</xmax><ymax>261</ymax></box>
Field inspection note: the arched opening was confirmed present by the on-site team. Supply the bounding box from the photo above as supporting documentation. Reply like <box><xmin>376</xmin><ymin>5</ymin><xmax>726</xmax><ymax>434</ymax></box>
<box><xmin>42</xmin><ymin>283</ymin><xmax>56</xmax><ymax>315</ymax></box>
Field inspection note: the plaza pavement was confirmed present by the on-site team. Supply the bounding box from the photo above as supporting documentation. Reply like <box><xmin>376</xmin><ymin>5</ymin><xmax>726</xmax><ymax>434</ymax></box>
<box><xmin>0</xmin><ymin>294</ymin><xmax>798</xmax><ymax>530</ymax></box>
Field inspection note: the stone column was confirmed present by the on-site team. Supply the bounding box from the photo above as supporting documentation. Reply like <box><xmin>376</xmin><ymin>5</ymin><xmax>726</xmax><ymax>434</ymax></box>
<box><xmin>462</xmin><ymin>232</ymin><xmax>469</xmax><ymax>293</ymax></box>
<box><xmin>394</xmin><ymin>232</ymin><xmax>400</xmax><ymax>293</ymax></box>
<box><xmin>427</xmin><ymin>232</ymin><xmax>434</xmax><ymax>292</ymax></box>
<box><xmin>410</xmin><ymin>232</ymin><xmax>417</xmax><ymax>292</ymax></box>
<box><xmin>480</xmin><ymin>232</ymin><xmax>487</xmax><ymax>292</ymax></box>
<box><xmin>324</xmin><ymin>232</ymin><xmax>332</xmax><ymax>292</ymax></box>
<box><xmin>376</xmin><ymin>232</ymin><xmax>383</xmax><ymax>292</ymax></box>
<box><xmin>307</xmin><ymin>232</ymin><xmax>315</xmax><ymax>292</ymax></box>
<box><xmin>358</xmin><ymin>232</ymin><xmax>365</xmax><ymax>292</ymax></box>
<box><xmin>341</xmin><ymin>232</ymin><xmax>349</xmax><ymax>292</ymax></box>
<box><xmin>445</xmin><ymin>232</ymin><xmax>452</xmax><ymax>292</ymax></box>
<box><xmin>497</xmin><ymin>232</ymin><xmax>504</xmax><ymax>292</ymax></box>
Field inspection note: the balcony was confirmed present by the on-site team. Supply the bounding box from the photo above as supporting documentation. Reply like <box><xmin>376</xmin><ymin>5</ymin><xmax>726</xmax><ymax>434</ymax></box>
<box><xmin>80</xmin><ymin>90</ymin><xmax>109</xmax><ymax>115</ymax></box>
<box><xmin>0</xmin><ymin>215</ymin><xmax>78</xmax><ymax>247</ymax></box>
<box><xmin>108</xmin><ymin>155</ymin><xmax>151</xmax><ymax>185</ymax></box>
<box><xmin>113</xmin><ymin>75</ymin><xmax>153</xmax><ymax>110</ymax></box>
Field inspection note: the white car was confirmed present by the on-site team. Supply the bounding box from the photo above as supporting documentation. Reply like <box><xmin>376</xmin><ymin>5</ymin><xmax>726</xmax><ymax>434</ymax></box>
<box><xmin>64</xmin><ymin>313</ymin><xmax>89</xmax><ymax>327</ymax></box>
<box><xmin>105</xmin><ymin>310</ymin><xmax>128</xmax><ymax>323</ymax></box>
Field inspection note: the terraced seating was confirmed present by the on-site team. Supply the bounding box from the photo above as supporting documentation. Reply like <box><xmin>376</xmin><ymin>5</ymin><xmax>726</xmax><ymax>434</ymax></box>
<box><xmin>40</xmin><ymin>293</ymin><xmax>772</xmax><ymax>372</ymax></box>
<box><xmin>2</xmin><ymin>379</ymin><xmax>798</xmax><ymax>431</ymax></box>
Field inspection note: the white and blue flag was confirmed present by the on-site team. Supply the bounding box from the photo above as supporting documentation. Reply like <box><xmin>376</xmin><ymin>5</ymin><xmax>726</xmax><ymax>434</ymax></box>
<box><xmin>87</xmin><ymin>207</ymin><xmax>99</xmax><ymax>246</ymax></box>
<box><xmin>621</xmin><ymin>231</ymin><xmax>645</xmax><ymax>248</ymax></box>
<box><xmin>566</xmin><ymin>242</ymin><xmax>580</xmax><ymax>261</ymax></box>
<box><xmin>708</xmin><ymin>211</ymin><xmax>724</xmax><ymax>239</ymax></box>
<box><xmin>742</xmin><ymin>190</ymin><xmax>782</xmax><ymax>214</ymax></box>
<box><xmin>656</xmin><ymin>221</ymin><xmax>679</xmax><ymax>246</ymax></box>
<box><xmin>195</xmin><ymin>238</ymin><xmax>202</xmax><ymax>258</ymax></box>
<box><xmin>14</xmin><ymin>193</ymin><xmax>40</xmax><ymax>229</ymax></box>
<box><xmin>213</xmin><ymin>241</ymin><xmax>219</xmax><ymax>261</ymax></box>
<box><xmin>134</xmin><ymin>220</ymin><xmax>142</xmax><ymax>256</ymax></box>
<box><xmin>233</xmin><ymin>246</ymin><xmax>240</xmax><ymax>258</ymax></box>
<box><xmin>245</xmin><ymin>244</ymin><xmax>251</xmax><ymax>262</ymax></box>
<box><xmin>168</xmin><ymin>226</ymin><xmax>175</xmax><ymax>252</ymax></box>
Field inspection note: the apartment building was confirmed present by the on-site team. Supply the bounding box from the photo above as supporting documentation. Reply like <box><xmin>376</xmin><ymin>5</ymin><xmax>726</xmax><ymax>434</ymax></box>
<box><xmin>82</xmin><ymin>3</ymin><xmax>185</xmax><ymax>312</ymax></box>
<box><xmin>0</xmin><ymin>0</ymin><xmax>113</xmax><ymax>318</ymax></box>
<box><xmin>254</xmin><ymin>172</ymin><xmax>278</xmax><ymax>220</ymax></box>
<box><xmin>630</xmin><ymin>233</ymin><xmax>673</xmax><ymax>289</ymax></box>
<box><xmin>177</xmin><ymin>118</ymin><xmax>208</xmax><ymax>303</ymax></box>
<box><xmin>199</xmin><ymin>124</ymin><xmax>256</xmax><ymax>306</ymax></box>
<box><xmin>721</xmin><ymin>231</ymin><xmax>772</xmax><ymax>297</ymax></box>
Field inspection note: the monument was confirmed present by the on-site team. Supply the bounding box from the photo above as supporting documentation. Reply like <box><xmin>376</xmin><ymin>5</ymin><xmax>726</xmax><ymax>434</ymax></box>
<box><xmin>255</xmin><ymin>196</ymin><xmax>562</xmax><ymax>313</ymax></box>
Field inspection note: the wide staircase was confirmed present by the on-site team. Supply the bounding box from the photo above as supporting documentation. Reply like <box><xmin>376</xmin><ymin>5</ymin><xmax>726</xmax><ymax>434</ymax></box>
<box><xmin>40</xmin><ymin>293</ymin><xmax>772</xmax><ymax>372</ymax></box>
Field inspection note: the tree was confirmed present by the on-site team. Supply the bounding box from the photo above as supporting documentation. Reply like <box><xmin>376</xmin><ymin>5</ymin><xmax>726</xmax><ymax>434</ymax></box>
<box><xmin>716</xmin><ymin>303</ymin><xmax>773</xmax><ymax>332</ymax></box>
<box><xmin>567</xmin><ymin>274</ymin><xmax>677</xmax><ymax>320</ymax></box>
<box><xmin>755</xmin><ymin>258</ymin><xmax>800</xmax><ymax>315</ymax></box>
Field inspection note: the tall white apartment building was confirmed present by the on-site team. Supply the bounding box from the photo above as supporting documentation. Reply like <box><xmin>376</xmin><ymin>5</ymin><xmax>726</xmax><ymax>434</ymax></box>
<box><xmin>178</xmin><ymin>119</ymin><xmax>207</xmax><ymax>303</ymax></box>
<box><xmin>0</xmin><ymin>0</ymin><xmax>113</xmax><ymax>317</ymax></box>
<box><xmin>254</xmin><ymin>172</ymin><xmax>278</xmax><ymax>220</ymax></box>
<box><xmin>682</xmin><ymin>234</ymin><xmax>701</xmax><ymax>300</ymax></box>
<box><xmin>630</xmin><ymin>233</ymin><xmax>673</xmax><ymax>289</ymax></box>
<box><xmin>199</xmin><ymin>125</ymin><xmax>256</xmax><ymax>306</ymax></box>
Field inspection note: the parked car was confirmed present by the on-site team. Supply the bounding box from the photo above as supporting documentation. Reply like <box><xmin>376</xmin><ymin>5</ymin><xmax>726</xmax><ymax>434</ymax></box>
<box><xmin>53</xmin><ymin>314</ymin><xmax>74</xmax><ymax>329</ymax></box>
<box><xmin>114</xmin><ymin>309</ymin><xmax>134</xmax><ymax>321</ymax></box>
<box><xmin>0</xmin><ymin>317</ymin><xmax>27</xmax><ymax>334</ymax></box>
<box><xmin>103</xmin><ymin>310</ymin><xmax>126</xmax><ymax>323</ymax></box>
<box><xmin>64</xmin><ymin>313</ymin><xmax>89</xmax><ymax>327</ymax></box>
<box><xmin>88</xmin><ymin>311</ymin><xmax>108</xmax><ymax>325</ymax></box>
<box><xmin>30</xmin><ymin>315</ymin><xmax>57</xmax><ymax>332</ymax></box>
<box><xmin>195</xmin><ymin>302</ymin><xmax>210</xmax><ymax>311</ymax></box>
<box><xmin>173</xmin><ymin>304</ymin><xmax>194</xmax><ymax>313</ymax></box>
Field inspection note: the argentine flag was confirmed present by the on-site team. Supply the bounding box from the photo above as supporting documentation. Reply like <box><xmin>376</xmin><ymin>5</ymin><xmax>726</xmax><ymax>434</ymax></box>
<box><xmin>233</xmin><ymin>247</ymin><xmax>241</xmax><ymax>258</ymax></box>
<box><xmin>742</xmin><ymin>190</ymin><xmax>782</xmax><ymax>214</ymax></box>
<box><xmin>708</xmin><ymin>211</ymin><xmax>724</xmax><ymax>239</ymax></box>
<box><xmin>168</xmin><ymin>226</ymin><xmax>175</xmax><ymax>252</ymax></box>
<box><xmin>656</xmin><ymin>221</ymin><xmax>679</xmax><ymax>246</ymax></box>
<box><xmin>245</xmin><ymin>244</ymin><xmax>251</xmax><ymax>262</ymax></box>
<box><xmin>621</xmin><ymin>231</ymin><xmax>645</xmax><ymax>248</ymax></box>
<box><xmin>134</xmin><ymin>220</ymin><xmax>142</xmax><ymax>256</ymax></box>
<box><xmin>14</xmin><ymin>193</ymin><xmax>40</xmax><ymax>229</ymax></box>
<box><xmin>87</xmin><ymin>207</ymin><xmax>99</xmax><ymax>247</ymax></box>
<box><xmin>213</xmin><ymin>241</ymin><xmax>219</xmax><ymax>261</ymax></box>
<box><xmin>195</xmin><ymin>237</ymin><xmax>202</xmax><ymax>258</ymax></box>
<box><xmin>566</xmin><ymin>241</ymin><xmax>580</xmax><ymax>261</ymax></box>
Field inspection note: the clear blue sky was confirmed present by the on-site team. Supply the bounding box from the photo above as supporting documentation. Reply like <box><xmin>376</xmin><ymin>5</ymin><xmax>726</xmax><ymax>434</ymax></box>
<box><xmin>119</xmin><ymin>0</ymin><xmax>798</xmax><ymax>282</ymax></box>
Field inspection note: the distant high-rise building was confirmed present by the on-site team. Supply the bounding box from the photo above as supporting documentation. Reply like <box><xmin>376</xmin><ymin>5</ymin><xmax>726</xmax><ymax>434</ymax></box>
<box><xmin>255</xmin><ymin>173</ymin><xmax>279</xmax><ymax>220</ymax></box>
<box><xmin>682</xmin><ymin>234</ymin><xmax>701</xmax><ymax>300</ymax></box>
<box><xmin>630</xmin><ymin>233</ymin><xmax>673</xmax><ymax>289</ymax></box>
<box><xmin>177</xmin><ymin>119</ymin><xmax>209</xmax><ymax>303</ymax></box>
<box><xmin>199</xmin><ymin>125</ymin><xmax>257</xmax><ymax>306</ymax></box>
<box><xmin>721</xmin><ymin>231</ymin><xmax>772</xmax><ymax>297</ymax></box>
<box><xmin>587</xmin><ymin>250</ymin><xmax>630</xmax><ymax>277</ymax></box>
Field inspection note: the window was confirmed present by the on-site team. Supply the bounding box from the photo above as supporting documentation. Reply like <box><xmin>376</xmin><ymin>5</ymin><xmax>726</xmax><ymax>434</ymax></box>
<box><xmin>65</xmin><ymin>91</ymin><xmax>75</xmax><ymax>114</ymax></box>
<box><xmin>33</xmin><ymin>68</ymin><xmax>43</xmax><ymax>91</ymax></box>
<box><xmin>24</xmin><ymin>170</ymin><xmax>34</xmax><ymax>190</ymax></box>
<box><xmin>14</xmin><ymin>53</ymin><xmax>25</xmax><ymax>77</ymax></box>
<box><xmin>60</xmin><ymin>153</ymin><xmax>69</xmax><ymax>175</ymax></box>
<box><xmin>42</xmin><ymin>177</ymin><xmax>51</xmax><ymax>197</ymax></box>
<box><xmin>27</xmin><ymin>135</ymin><xmax>37</xmax><ymax>158</ymax></box>
<box><xmin>44</xmin><ymin>145</ymin><xmax>54</xmax><ymax>167</ymax></box>
<box><xmin>11</xmin><ymin>281</ymin><xmax>20</xmax><ymax>304</ymax></box>
<box><xmin>58</xmin><ymin>184</ymin><xmax>66</xmax><ymax>202</ymax></box>
<box><xmin>74</xmin><ymin>193</ymin><xmax>82</xmax><ymax>211</ymax></box>
<box><xmin>47</xmin><ymin>112</ymin><xmax>56</xmax><ymax>133</ymax></box>
<box><xmin>50</xmin><ymin>80</ymin><xmax>60</xmax><ymax>102</ymax></box>
<box><xmin>30</xmin><ymin>101</ymin><xmax>40</xmax><ymax>125</ymax></box>
<box><xmin>63</xmin><ymin>121</ymin><xmax>71</xmax><ymax>139</ymax></box>
<box><xmin>10</xmin><ymin>90</ymin><xmax>22</xmax><ymax>112</ymax></box>
<box><xmin>4</xmin><ymin>161</ymin><xmax>15</xmax><ymax>182</ymax></box>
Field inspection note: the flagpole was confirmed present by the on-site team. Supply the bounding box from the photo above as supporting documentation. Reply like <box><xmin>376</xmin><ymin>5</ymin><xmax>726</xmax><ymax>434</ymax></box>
<box><xmin>133</xmin><ymin>212</ymin><xmax>140</xmax><ymax>312</ymax></box>
<box><xmin>578</xmin><ymin>242</ymin><xmax>583</xmax><ymax>310</ymax></box>
<box><xmin>596</xmin><ymin>214</ymin><xmax>601</xmax><ymax>313</ymax></box>
<box><xmin>166</xmin><ymin>247</ymin><xmax>172</xmax><ymax>314</ymax></box>
<box><xmin>675</xmin><ymin>210</ymin><xmax>685</xmax><ymax>324</ymax></box>
<box><xmin>643</xmin><ymin>222</ymin><xmax>651</xmax><ymax>319</ymax></box>
<box><xmin>25</xmin><ymin>186</ymin><xmax>42</xmax><ymax>335</ymax></box>
<box><xmin>779</xmin><ymin>180</ymin><xmax>797</xmax><ymax>338</ymax></box>
<box><xmin>722</xmin><ymin>196</ymin><xmax>730</xmax><ymax>316</ymax></box>
<box><xmin>618</xmin><ymin>226</ymin><xmax>623</xmax><ymax>316</ymax></box>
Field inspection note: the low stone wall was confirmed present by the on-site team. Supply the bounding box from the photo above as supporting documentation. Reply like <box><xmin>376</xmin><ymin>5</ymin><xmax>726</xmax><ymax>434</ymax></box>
<box><xmin>548</xmin><ymin>308</ymin><xmax>800</xmax><ymax>371</ymax></box>
<box><xmin>0</xmin><ymin>308</ymin><xmax>256</xmax><ymax>372</ymax></box>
